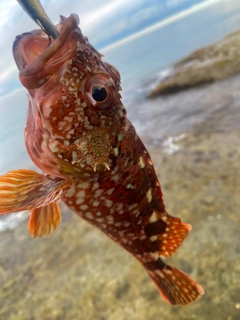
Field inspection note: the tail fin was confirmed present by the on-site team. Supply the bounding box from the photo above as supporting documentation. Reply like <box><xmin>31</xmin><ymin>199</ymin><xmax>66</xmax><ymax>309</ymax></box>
<box><xmin>141</xmin><ymin>211</ymin><xmax>204</xmax><ymax>304</ymax></box>
<box><xmin>0</xmin><ymin>169</ymin><xmax>71</xmax><ymax>214</ymax></box>
<box><xmin>144</xmin><ymin>258</ymin><xmax>204</xmax><ymax>305</ymax></box>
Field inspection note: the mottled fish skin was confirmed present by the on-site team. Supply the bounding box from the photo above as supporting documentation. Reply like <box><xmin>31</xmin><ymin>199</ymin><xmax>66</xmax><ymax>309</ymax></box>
<box><xmin>0</xmin><ymin>14</ymin><xmax>204</xmax><ymax>305</ymax></box>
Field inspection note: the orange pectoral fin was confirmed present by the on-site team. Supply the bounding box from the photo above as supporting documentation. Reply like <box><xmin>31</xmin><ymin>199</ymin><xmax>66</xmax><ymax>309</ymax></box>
<box><xmin>0</xmin><ymin>169</ymin><xmax>72</xmax><ymax>214</ymax></box>
<box><xmin>29</xmin><ymin>201</ymin><xmax>61</xmax><ymax>238</ymax></box>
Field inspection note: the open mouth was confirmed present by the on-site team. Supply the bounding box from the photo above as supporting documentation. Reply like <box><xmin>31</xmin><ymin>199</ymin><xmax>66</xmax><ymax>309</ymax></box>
<box><xmin>12</xmin><ymin>14</ymin><xmax>81</xmax><ymax>89</ymax></box>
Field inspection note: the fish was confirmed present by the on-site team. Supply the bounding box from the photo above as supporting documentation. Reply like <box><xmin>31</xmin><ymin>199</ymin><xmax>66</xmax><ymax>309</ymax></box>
<box><xmin>0</xmin><ymin>13</ymin><xmax>204</xmax><ymax>305</ymax></box>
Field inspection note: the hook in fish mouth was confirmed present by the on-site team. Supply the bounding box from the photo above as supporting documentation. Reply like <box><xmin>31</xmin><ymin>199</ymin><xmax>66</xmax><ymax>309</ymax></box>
<box><xmin>17</xmin><ymin>0</ymin><xmax>59</xmax><ymax>39</ymax></box>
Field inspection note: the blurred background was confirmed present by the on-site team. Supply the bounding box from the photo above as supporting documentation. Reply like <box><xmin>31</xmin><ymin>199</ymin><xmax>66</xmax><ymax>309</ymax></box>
<box><xmin>0</xmin><ymin>0</ymin><xmax>240</xmax><ymax>319</ymax></box>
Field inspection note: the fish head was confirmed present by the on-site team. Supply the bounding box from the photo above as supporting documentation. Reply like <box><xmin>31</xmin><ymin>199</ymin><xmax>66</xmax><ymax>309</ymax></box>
<box><xmin>13</xmin><ymin>14</ymin><xmax>126</xmax><ymax>177</ymax></box>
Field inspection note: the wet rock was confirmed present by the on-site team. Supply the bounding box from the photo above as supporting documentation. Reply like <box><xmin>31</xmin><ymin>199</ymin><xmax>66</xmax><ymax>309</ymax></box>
<box><xmin>148</xmin><ymin>30</ymin><xmax>240</xmax><ymax>97</ymax></box>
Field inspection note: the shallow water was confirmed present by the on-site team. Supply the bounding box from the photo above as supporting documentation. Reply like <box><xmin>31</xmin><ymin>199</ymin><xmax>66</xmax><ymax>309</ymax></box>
<box><xmin>0</xmin><ymin>77</ymin><xmax>239</xmax><ymax>319</ymax></box>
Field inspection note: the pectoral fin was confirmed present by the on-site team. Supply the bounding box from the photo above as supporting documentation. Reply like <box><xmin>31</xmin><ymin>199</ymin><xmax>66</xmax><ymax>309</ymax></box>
<box><xmin>0</xmin><ymin>169</ymin><xmax>71</xmax><ymax>214</ymax></box>
<box><xmin>29</xmin><ymin>201</ymin><xmax>61</xmax><ymax>238</ymax></box>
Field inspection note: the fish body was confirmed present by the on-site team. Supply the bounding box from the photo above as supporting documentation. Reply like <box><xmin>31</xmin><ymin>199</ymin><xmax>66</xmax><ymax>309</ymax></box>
<box><xmin>0</xmin><ymin>14</ymin><xmax>203</xmax><ymax>305</ymax></box>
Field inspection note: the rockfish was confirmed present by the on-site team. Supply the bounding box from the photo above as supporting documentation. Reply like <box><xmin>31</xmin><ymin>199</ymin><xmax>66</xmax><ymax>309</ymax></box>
<box><xmin>0</xmin><ymin>14</ymin><xmax>204</xmax><ymax>305</ymax></box>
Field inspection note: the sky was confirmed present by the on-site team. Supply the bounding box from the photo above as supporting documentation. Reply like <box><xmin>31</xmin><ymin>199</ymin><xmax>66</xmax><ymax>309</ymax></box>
<box><xmin>0</xmin><ymin>0</ymin><xmax>208</xmax><ymax>99</ymax></box>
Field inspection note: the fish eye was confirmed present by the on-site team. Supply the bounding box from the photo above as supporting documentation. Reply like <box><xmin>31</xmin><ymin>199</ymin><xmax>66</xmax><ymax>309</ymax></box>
<box><xmin>92</xmin><ymin>85</ymin><xmax>108</xmax><ymax>102</ymax></box>
<box><xmin>83</xmin><ymin>74</ymin><xmax>119</xmax><ymax>111</ymax></box>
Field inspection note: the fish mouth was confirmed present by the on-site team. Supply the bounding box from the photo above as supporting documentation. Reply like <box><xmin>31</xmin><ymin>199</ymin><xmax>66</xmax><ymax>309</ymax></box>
<box><xmin>12</xmin><ymin>14</ymin><xmax>82</xmax><ymax>89</ymax></box>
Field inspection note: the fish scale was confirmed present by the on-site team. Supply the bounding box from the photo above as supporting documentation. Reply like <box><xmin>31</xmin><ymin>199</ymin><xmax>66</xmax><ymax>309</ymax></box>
<box><xmin>0</xmin><ymin>13</ymin><xmax>203</xmax><ymax>305</ymax></box>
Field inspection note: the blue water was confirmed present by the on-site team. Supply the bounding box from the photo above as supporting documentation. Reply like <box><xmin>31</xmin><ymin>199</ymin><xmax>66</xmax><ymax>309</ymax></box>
<box><xmin>102</xmin><ymin>0</ymin><xmax>240</xmax><ymax>102</ymax></box>
<box><xmin>0</xmin><ymin>0</ymin><xmax>240</xmax><ymax>174</ymax></box>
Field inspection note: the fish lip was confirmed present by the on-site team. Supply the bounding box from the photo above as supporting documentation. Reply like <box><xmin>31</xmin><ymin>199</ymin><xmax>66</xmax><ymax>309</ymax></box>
<box><xmin>12</xmin><ymin>14</ymin><xmax>80</xmax><ymax>76</ymax></box>
<box><xmin>12</xmin><ymin>32</ymin><xmax>35</xmax><ymax>70</ymax></box>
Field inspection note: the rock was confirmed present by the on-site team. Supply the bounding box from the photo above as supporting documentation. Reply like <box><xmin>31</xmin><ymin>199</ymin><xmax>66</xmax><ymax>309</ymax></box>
<box><xmin>148</xmin><ymin>30</ymin><xmax>240</xmax><ymax>97</ymax></box>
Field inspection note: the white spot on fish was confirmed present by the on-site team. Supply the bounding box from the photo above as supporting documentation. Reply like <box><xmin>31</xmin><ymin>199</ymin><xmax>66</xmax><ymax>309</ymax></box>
<box><xmin>80</xmin><ymin>205</ymin><xmax>88</xmax><ymax>210</ymax></box>
<box><xmin>128</xmin><ymin>203</ymin><xmax>137</xmax><ymax>210</ymax></box>
<box><xmin>77</xmin><ymin>181</ymin><xmax>90</xmax><ymax>189</ymax></box>
<box><xmin>115</xmin><ymin>222</ymin><xmax>122</xmax><ymax>227</ymax></box>
<box><xmin>76</xmin><ymin>190</ymin><xmax>85</xmax><ymax>204</ymax></box>
<box><xmin>111</xmin><ymin>175</ymin><xmax>120</xmax><ymax>183</ymax></box>
<box><xmin>138</xmin><ymin>156</ymin><xmax>145</xmax><ymax>169</ymax></box>
<box><xmin>74</xmin><ymin>138</ymin><xmax>81</xmax><ymax>145</ymax></box>
<box><xmin>92</xmin><ymin>182</ymin><xmax>99</xmax><ymax>191</ymax></box>
<box><xmin>49</xmin><ymin>143</ymin><xmax>60</xmax><ymax>153</ymax></box>
<box><xmin>107</xmin><ymin>188</ymin><xmax>115</xmax><ymax>195</ymax></box>
<box><xmin>124</xmin><ymin>221</ymin><xmax>131</xmax><ymax>227</ymax></box>
<box><xmin>106</xmin><ymin>215</ymin><xmax>114</xmax><ymax>224</ymax></box>
<box><xmin>149</xmin><ymin>211</ymin><xmax>158</xmax><ymax>223</ymax></box>
<box><xmin>106</xmin><ymin>200</ymin><xmax>113</xmax><ymax>208</ymax></box>
<box><xmin>150</xmin><ymin>235</ymin><xmax>158</xmax><ymax>242</ymax></box>
<box><xmin>126</xmin><ymin>183</ymin><xmax>135</xmax><ymax>189</ymax></box>
<box><xmin>64</xmin><ymin>140</ymin><xmax>70</xmax><ymax>146</ymax></box>
<box><xmin>86</xmin><ymin>212</ymin><xmax>93</xmax><ymax>220</ymax></box>
<box><xmin>95</xmin><ymin>189</ymin><xmax>103</xmax><ymax>197</ymax></box>
<box><xmin>118</xmin><ymin>134</ymin><xmax>124</xmax><ymax>142</ymax></box>
<box><xmin>38</xmin><ymin>79</ymin><xmax>45</xmax><ymax>85</ymax></box>
<box><xmin>65</xmin><ymin>185</ymin><xmax>76</xmax><ymax>198</ymax></box>
<box><xmin>146</xmin><ymin>188</ymin><xmax>152</xmax><ymax>203</ymax></box>
<box><xmin>92</xmin><ymin>200</ymin><xmax>100</xmax><ymax>207</ymax></box>
<box><xmin>113</xmin><ymin>147</ymin><xmax>119</xmax><ymax>156</ymax></box>
<box><xmin>72</xmin><ymin>151</ymin><xmax>78</xmax><ymax>161</ymax></box>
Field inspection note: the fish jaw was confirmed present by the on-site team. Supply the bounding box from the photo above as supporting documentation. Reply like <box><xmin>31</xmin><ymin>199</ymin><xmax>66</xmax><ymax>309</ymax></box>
<box><xmin>13</xmin><ymin>14</ymin><xmax>125</xmax><ymax>178</ymax></box>
<box><xmin>12</xmin><ymin>14</ymin><xmax>80</xmax><ymax>86</ymax></box>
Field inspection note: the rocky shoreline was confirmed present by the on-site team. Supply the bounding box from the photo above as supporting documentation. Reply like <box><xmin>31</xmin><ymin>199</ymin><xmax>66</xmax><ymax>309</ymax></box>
<box><xmin>148</xmin><ymin>30</ymin><xmax>240</xmax><ymax>98</ymax></box>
